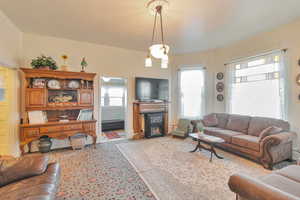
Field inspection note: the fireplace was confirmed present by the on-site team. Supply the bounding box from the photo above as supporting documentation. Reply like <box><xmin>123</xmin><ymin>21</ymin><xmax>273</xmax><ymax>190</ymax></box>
<box><xmin>144</xmin><ymin>112</ymin><xmax>165</xmax><ymax>138</ymax></box>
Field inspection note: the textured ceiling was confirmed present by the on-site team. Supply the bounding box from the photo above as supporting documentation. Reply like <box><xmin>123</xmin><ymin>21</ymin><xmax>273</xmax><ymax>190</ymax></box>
<box><xmin>1</xmin><ymin>0</ymin><xmax>300</xmax><ymax>54</ymax></box>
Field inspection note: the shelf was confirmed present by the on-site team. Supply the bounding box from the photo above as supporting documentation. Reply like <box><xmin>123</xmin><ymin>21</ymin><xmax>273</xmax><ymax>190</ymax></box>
<box><xmin>26</xmin><ymin>106</ymin><xmax>93</xmax><ymax>111</ymax></box>
<box><xmin>20</xmin><ymin>119</ymin><xmax>97</xmax><ymax>128</ymax></box>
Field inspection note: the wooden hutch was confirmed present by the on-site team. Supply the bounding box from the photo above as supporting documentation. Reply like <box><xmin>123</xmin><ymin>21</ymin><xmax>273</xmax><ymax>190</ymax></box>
<box><xmin>133</xmin><ymin>102</ymin><xmax>169</xmax><ymax>139</ymax></box>
<box><xmin>19</xmin><ymin>68</ymin><xmax>97</xmax><ymax>154</ymax></box>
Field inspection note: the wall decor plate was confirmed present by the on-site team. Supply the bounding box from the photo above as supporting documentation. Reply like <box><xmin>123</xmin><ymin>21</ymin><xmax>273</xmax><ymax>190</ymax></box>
<box><xmin>47</xmin><ymin>79</ymin><xmax>60</xmax><ymax>89</ymax></box>
<box><xmin>217</xmin><ymin>94</ymin><xmax>224</xmax><ymax>101</ymax></box>
<box><xmin>68</xmin><ymin>80</ymin><xmax>80</xmax><ymax>89</ymax></box>
<box><xmin>296</xmin><ymin>74</ymin><xmax>300</xmax><ymax>86</ymax></box>
<box><xmin>216</xmin><ymin>72</ymin><xmax>224</xmax><ymax>80</ymax></box>
<box><xmin>32</xmin><ymin>78</ymin><xmax>46</xmax><ymax>88</ymax></box>
<box><xmin>216</xmin><ymin>82</ymin><xmax>224</xmax><ymax>92</ymax></box>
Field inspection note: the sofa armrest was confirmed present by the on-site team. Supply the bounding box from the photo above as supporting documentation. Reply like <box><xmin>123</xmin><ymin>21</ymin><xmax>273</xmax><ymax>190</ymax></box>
<box><xmin>228</xmin><ymin>173</ymin><xmax>299</xmax><ymax>200</ymax></box>
<box><xmin>260</xmin><ymin>132</ymin><xmax>295</xmax><ymax>169</ymax></box>
<box><xmin>0</xmin><ymin>154</ymin><xmax>49</xmax><ymax>187</ymax></box>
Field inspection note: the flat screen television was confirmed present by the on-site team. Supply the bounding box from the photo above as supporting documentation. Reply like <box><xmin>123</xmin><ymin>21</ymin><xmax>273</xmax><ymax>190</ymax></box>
<box><xmin>135</xmin><ymin>77</ymin><xmax>169</xmax><ymax>102</ymax></box>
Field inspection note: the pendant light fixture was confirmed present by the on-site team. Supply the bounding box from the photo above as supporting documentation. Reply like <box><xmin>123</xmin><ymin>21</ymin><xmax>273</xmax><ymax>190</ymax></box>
<box><xmin>145</xmin><ymin>0</ymin><xmax>169</xmax><ymax>69</ymax></box>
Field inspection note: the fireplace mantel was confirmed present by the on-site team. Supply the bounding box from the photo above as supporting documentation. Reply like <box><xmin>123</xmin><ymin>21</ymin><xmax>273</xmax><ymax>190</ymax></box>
<box><xmin>133</xmin><ymin>102</ymin><xmax>169</xmax><ymax>139</ymax></box>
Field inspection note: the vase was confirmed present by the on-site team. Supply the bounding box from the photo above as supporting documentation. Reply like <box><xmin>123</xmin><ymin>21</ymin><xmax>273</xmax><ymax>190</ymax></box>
<box><xmin>38</xmin><ymin>136</ymin><xmax>52</xmax><ymax>153</ymax></box>
<box><xmin>39</xmin><ymin>66</ymin><xmax>50</xmax><ymax>70</ymax></box>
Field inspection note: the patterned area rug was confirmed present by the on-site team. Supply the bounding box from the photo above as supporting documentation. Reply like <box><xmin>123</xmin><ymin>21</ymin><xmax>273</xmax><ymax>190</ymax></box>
<box><xmin>49</xmin><ymin>142</ymin><xmax>156</xmax><ymax>200</ymax></box>
<box><xmin>117</xmin><ymin>137</ymin><xmax>271</xmax><ymax>200</ymax></box>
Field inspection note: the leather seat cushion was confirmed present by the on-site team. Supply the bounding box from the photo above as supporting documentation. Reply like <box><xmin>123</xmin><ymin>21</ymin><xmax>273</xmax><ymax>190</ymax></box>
<box><xmin>260</xmin><ymin>174</ymin><xmax>300</xmax><ymax>198</ymax></box>
<box><xmin>232</xmin><ymin>135</ymin><xmax>260</xmax><ymax>152</ymax></box>
<box><xmin>204</xmin><ymin>127</ymin><xmax>243</xmax><ymax>143</ymax></box>
<box><xmin>275</xmin><ymin>165</ymin><xmax>300</xmax><ymax>183</ymax></box>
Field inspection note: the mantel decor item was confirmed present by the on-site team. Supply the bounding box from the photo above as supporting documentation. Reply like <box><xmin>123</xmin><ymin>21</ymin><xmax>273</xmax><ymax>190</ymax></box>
<box><xmin>81</xmin><ymin>57</ymin><xmax>88</xmax><ymax>72</ymax></box>
<box><xmin>145</xmin><ymin>0</ymin><xmax>170</xmax><ymax>69</ymax></box>
<box><xmin>60</xmin><ymin>54</ymin><xmax>70</xmax><ymax>71</ymax></box>
<box><xmin>31</xmin><ymin>55</ymin><xmax>58</xmax><ymax>70</ymax></box>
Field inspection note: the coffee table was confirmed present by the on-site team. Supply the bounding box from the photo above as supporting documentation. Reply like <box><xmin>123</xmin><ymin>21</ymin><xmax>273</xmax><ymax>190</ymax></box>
<box><xmin>189</xmin><ymin>133</ymin><xmax>225</xmax><ymax>162</ymax></box>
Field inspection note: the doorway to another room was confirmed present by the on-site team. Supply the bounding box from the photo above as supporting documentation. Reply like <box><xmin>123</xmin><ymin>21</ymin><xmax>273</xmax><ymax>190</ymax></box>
<box><xmin>100</xmin><ymin>77</ymin><xmax>128</xmax><ymax>142</ymax></box>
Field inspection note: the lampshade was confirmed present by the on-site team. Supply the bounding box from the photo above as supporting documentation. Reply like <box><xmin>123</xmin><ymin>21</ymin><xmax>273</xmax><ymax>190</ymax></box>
<box><xmin>145</xmin><ymin>56</ymin><xmax>152</xmax><ymax>67</ymax></box>
<box><xmin>161</xmin><ymin>61</ymin><xmax>168</xmax><ymax>69</ymax></box>
<box><xmin>149</xmin><ymin>44</ymin><xmax>170</xmax><ymax>59</ymax></box>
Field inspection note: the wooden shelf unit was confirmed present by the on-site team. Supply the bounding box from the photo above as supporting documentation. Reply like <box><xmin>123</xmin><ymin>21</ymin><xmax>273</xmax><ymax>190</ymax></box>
<box><xmin>19</xmin><ymin>68</ymin><xmax>97</xmax><ymax>154</ymax></box>
<box><xmin>133</xmin><ymin>102</ymin><xmax>169</xmax><ymax>139</ymax></box>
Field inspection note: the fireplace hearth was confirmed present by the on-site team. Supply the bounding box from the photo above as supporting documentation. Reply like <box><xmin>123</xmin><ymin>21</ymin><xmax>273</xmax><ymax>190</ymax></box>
<box><xmin>144</xmin><ymin>112</ymin><xmax>165</xmax><ymax>138</ymax></box>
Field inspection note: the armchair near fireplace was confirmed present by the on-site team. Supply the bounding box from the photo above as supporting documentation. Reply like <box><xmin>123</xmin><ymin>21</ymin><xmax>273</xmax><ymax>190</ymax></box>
<box><xmin>171</xmin><ymin>119</ymin><xmax>192</xmax><ymax>138</ymax></box>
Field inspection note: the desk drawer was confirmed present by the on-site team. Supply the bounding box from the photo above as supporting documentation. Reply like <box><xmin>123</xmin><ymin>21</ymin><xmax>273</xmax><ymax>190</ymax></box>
<box><xmin>40</xmin><ymin>126</ymin><xmax>64</xmax><ymax>133</ymax></box>
<box><xmin>24</xmin><ymin>128</ymin><xmax>40</xmax><ymax>138</ymax></box>
<box><xmin>64</xmin><ymin>124</ymin><xmax>82</xmax><ymax>131</ymax></box>
<box><xmin>83</xmin><ymin>123</ymin><xmax>95</xmax><ymax>131</ymax></box>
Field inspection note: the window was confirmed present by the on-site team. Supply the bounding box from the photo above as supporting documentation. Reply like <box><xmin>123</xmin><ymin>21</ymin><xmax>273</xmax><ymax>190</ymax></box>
<box><xmin>226</xmin><ymin>51</ymin><xmax>287</xmax><ymax>119</ymax></box>
<box><xmin>178</xmin><ymin>67</ymin><xmax>206</xmax><ymax>119</ymax></box>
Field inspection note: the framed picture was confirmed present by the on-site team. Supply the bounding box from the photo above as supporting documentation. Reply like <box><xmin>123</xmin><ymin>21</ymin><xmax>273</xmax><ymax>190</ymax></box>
<box><xmin>216</xmin><ymin>72</ymin><xmax>224</xmax><ymax>80</ymax></box>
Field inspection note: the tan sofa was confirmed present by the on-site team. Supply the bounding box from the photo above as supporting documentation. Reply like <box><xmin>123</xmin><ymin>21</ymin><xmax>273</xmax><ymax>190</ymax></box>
<box><xmin>228</xmin><ymin>164</ymin><xmax>300</xmax><ymax>200</ymax></box>
<box><xmin>0</xmin><ymin>154</ymin><xmax>60</xmax><ymax>200</ymax></box>
<box><xmin>194</xmin><ymin>113</ymin><xmax>295</xmax><ymax>169</ymax></box>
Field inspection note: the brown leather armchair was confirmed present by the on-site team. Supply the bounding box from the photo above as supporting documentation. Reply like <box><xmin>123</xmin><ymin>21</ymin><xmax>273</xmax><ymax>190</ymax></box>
<box><xmin>0</xmin><ymin>154</ymin><xmax>60</xmax><ymax>200</ymax></box>
<box><xmin>228</xmin><ymin>165</ymin><xmax>300</xmax><ymax>200</ymax></box>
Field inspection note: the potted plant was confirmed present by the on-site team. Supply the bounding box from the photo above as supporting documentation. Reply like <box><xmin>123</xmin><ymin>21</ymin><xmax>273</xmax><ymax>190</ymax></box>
<box><xmin>31</xmin><ymin>55</ymin><xmax>58</xmax><ymax>70</ymax></box>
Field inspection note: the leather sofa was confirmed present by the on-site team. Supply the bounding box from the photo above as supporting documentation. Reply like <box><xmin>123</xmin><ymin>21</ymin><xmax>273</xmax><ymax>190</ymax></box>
<box><xmin>193</xmin><ymin>113</ymin><xmax>295</xmax><ymax>169</ymax></box>
<box><xmin>228</xmin><ymin>164</ymin><xmax>300</xmax><ymax>200</ymax></box>
<box><xmin>0</xmin><ymin>154</ymin><xmax>60</xmax><ymax>200</ymax></box>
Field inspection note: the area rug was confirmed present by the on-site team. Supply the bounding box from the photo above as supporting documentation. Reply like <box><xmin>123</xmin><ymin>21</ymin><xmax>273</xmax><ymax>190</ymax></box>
<box><xmin>104</xmin><ymin>131</ymin><xmax>122</xmax><ymax>139</ymax></box>
<box><xmin>48</xmin><ymin>142</ymin><xmax>156</xmax><ymax>200</ymax></box>
<box><xmin>117</xmin><ymin>137</ymin><xmax>271</xmax><ymax>200</ymax></box>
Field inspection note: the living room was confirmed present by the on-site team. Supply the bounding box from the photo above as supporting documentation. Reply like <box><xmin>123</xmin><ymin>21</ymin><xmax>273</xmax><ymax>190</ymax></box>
<box><xmin>1</xmin><ymin>0</ymin><xmax>300</xmax><ymax>200</ymax></box>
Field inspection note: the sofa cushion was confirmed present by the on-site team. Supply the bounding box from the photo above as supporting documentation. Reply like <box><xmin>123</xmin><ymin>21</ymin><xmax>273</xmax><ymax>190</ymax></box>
<box><xmin>226</xmin><ymin>114</ymin><xmax>251</xmax><ymax>133</ymax></box>
<box><xmin>259</xmin><ymin>126</ymin><xmax>283</xmax><ymax>142</ymax></box>
<box><xmin>260</xmin><ymin>174</ymin><xmax>300</xmax><ymax>198</ymax></box>
<box><xmin>248</xmin><ymin>117</ymin><xmax>290</xmax><ymax>137</ymax></box>
<box><xmin>204</xmin><ymin>127</ymin><xmax>243</xmax><ymax>143</ymax></box>
<box><xmin>232</xmin><ymin>135</ymin><xmax>260</xmax><ymax>152</ymax></box>
<box><xmin>215</xmin><ymin>113</ymin><xmax>229</xmax><ymax>128</ymax></box>
<box><xmin>202</xmin><ymin>114</ymin><xmax>218</xmax><ymax>127</ymax></box>
<box><xmin>275</xmin><ymin>165</ymin><xmax>300</xmax><ymax>183</ymax></box>
<box><xmin>0</xmin><ymin>154</ymin><xmax>49</xmax><ymax>187</ymax></box>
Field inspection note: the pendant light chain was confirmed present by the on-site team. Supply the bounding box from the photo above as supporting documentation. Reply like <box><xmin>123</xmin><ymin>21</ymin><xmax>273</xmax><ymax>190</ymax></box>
<box><xmin>159</xmin><ymin>7</ymin><xmax>165</xmax><ymax>48</ymax></box>
<box><xmin>151</xmin><ymin>11</ymin><xmax>158</xmax><ymax>46</ymax></box>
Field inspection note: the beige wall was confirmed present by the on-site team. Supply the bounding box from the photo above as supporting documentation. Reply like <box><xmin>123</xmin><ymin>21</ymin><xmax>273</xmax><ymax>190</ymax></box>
<box><xmin>0</xmin><ymin>10</ymin><xmax>22</xmax><ymax>67</ymax></box>
<box><xmin>171</xmin><ymin>18</ymin><xmax>300</xmax><ymax>149</ymax></box>
<box><xmin>21</xmin><ymin>33</ymin><xmax>171</xmax><ymax>149</ymax></box>
<box><xmin>0</xmin><ymin>10</ymin><xmax>22</xmax><ymax>156</ymax></box>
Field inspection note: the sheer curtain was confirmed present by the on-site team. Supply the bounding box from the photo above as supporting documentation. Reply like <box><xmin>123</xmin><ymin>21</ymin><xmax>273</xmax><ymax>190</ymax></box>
<box><xmin>178</xmin><ymin>67</ymin><xmax>206</xmax><ymax>119</ymax></box>
<box><xmin>226</xmin><ymin>50</ymin><xmax>288</xmax><ymax>120</ymax></box>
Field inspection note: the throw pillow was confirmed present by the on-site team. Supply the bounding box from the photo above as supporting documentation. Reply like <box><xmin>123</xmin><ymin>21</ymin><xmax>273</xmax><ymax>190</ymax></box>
<box><xmin>259</xmin><ymin>126</ymin><xmax>282</xmax><ymax>142</ymax></box>
<box><xmin>202</xmin><ymin>114</ymin><xmax>218</xmax><ymax>127</ymax></box>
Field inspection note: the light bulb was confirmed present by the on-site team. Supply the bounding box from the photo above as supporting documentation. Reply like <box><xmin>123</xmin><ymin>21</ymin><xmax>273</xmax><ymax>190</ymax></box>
<box><xmin>145</xmin><ymin>56</ymin><xmax>152</xmax><ymax>67</ymax></box>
